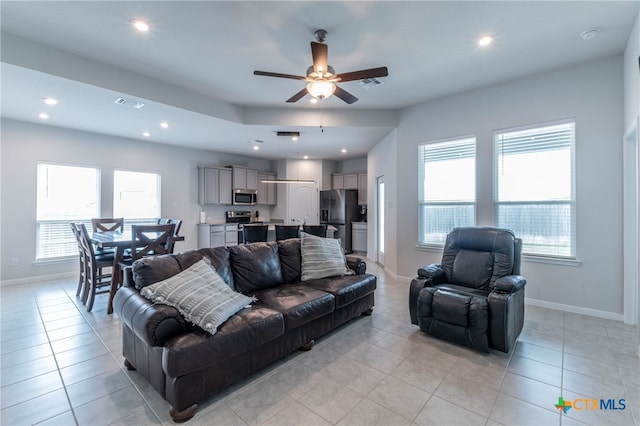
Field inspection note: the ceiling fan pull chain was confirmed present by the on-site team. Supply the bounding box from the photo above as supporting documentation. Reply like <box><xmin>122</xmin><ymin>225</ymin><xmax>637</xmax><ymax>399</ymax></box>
<box><xmin>320</xmin><ymin>98</ymin><xmax>324</xmax><ymax>133</ymax></box>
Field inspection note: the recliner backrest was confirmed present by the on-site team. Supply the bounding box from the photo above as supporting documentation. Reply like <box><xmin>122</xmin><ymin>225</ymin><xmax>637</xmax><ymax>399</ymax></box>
<box><xmin>441</xmin><ymin>227</ymin><xmax>517</xmax><ymax>291</ymax></box>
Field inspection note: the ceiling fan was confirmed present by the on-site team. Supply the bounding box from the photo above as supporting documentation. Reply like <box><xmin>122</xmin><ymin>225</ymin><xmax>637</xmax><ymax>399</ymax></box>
<box><xmin>253</xmin><ymin>29</ymin><xmax>388</xmax><ymax>104</ymax></box>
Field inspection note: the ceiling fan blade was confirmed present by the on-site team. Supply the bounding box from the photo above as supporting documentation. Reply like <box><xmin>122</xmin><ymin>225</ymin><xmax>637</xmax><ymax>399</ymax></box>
<box><xmin>286</xmin><ymin>88</ymin><xmax>308</xmax><ymax>103</ymax></box>
<box><xmin>333</xmin><ymin>85</ymin><xmax>358</xmax><ymax>104</ymax></box>
<box><xmin>254</xmin><ymin>70</ymin><xmax>306</xmax><ymax>80</ymax></box>
<box><xmin>311</xmin><ymin>42</ymin><xmax>328</xmax><ymax>74</ymax></box>
<box><xmin>335</xmin><ymin>66</ymin><xmax>389</xmax><ymax>82</ymax></box>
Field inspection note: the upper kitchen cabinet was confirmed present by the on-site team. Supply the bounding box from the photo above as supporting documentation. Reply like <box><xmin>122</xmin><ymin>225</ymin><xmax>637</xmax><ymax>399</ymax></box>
<box><xmin>257</xmin><ymin>172</ymin><xmax>277</xmax><ymax>205</ymax></box>
<box><xmin>233</xmin><ymin>166</ymin><xmax>258</xmax><ymax>190</ymax></box>
<box><xmin>332</xmin><ymin>172</ymin><xmax>367</xmax><ymax>205</ymax></box>
<box><xmin>357</xmin><ymin>173</ymin><xmax>367</xmax><ymax>205</ymax></box>
<box><xmin>198</xmin><ymin>167</ymin><xmax>232</xmax><ymax>205</ymax></box>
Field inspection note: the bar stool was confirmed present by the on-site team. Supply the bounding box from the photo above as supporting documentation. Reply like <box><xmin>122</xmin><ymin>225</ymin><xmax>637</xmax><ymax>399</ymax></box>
<box><xmin>243</xmin><ymin>224</ymin><xmax>268</xmax><ymax>243</ymax></box>
<box><xmin>275</xmin><ymin>225</ymin><xmax>300</xmax><ymax>241</ymax></box>
<box><xmin>302</xmin><ymin>224</ymin><xmax>327</xmax><ymax>238</ymax></box>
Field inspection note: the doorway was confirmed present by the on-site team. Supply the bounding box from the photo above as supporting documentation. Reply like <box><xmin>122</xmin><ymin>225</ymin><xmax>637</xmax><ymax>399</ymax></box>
<box><xmin>623</xmin><ymin>118</ymin><xmax>638</xmax><ymax>325</ymax></box>
<box><xmin>377</xmin><ymin>175</ymin><xmax>385</xmax><ymax>265</ymax></box>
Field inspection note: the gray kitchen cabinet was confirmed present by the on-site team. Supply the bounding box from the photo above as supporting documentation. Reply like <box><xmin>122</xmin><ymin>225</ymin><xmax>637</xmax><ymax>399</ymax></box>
<box><xmin>358</xmin><ymin>173</ymin><xmax>367</xmax><ymax>205</ymax></box>
<box><xmin>257</xmin><ymin>172</ymin><xmax>277</xmax><ymax>205</ymax></box>
<box><xmin>233</xmin><ymin>166</ymin><xmax>258</xmax><ymax>190</ymax></box>
<box><xmin>198</xmin><ymin>167</ymin><xmax>233</xmax><ymax>205</ymax></box>
<box><xmin>352</xmin><ymin>222</ymin><xmax>367</xmax><ymax>253</ymax></box>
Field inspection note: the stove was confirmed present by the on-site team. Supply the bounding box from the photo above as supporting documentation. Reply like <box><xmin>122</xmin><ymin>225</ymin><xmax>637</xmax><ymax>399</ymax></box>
<box><xmin>225</xmin><ymin>211</ymin><xmax>252</xmax><ymax>224</ymax></box>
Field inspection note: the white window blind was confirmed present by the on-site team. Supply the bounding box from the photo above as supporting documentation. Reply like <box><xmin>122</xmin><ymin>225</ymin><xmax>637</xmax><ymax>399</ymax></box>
<box><xmin>418</xmin><ymin>137</ymin><xmax>476</xmax><ymax>244</ymax></box>
<box><xmin>113</xmin><ymin>170</ymin><xmax>161</xmax><ymax>232</ymax></box>
<box><xmin>494</xmin><ymin>121</ymin><xmax>575</xmax><ymax>257</ymax></box>
<box><xmin>36</xmin><ymin>163</ymin><xmax>100</xmax><ymax>260</ymax></box>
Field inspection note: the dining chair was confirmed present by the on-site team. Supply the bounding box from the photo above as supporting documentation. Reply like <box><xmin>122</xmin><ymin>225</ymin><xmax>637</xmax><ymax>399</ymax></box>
<box><xmin>243</xmin><ymin>224</ymin><xmax>268</xmax><ymax>243</ymax></box>
<box><xmin>275</xmin><ymin>225</ymin><xmax>299</xmax><ymax>241</ymax></box>
<box><xmin>302</xmin><ymin>224</ymin><xmax>327</xmax><ymax>238</ymax></box>
<box><xmin>70</xmin><ymin>223</ymin><xmax>88</xmax><ymax>301</ymax></box>
<box><xmin>75</xmin><ymin>223</ymin><xmax>115</xmax><ymax>312</ymax></box>
<box><xmin>117</xmin><ymin>223</ymin><xmax>175</xmax><ymax>281</ymax></box>
<box><xmin>91</xmin><ymin>217</ymin><xmax>124</xmax><ymax>233</ymax></box>
<box><xmin>158</xmin><ymin>219</ymin><xmax>183</xmax><ymax>253</ymax></box>
<box><xmin>92</xmin><ymin>217</ymin><xmax>124</xmax><ymax>255</ymax></box>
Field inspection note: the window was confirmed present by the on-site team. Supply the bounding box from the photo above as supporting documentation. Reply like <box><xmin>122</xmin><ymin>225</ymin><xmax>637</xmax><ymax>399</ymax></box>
<box><xmin>36</xmin><ymin>163</ymin><xmax>100</xmax><ymax>260</ymax></box>
<box><xmin>494</xmin><ymin>121</ymin><xmax>575</xmax><ymax>257</ymax></box>
<box><xmin>113</xmin><ymin>170</ymin><xmax>161</xmax><ymax>231</ymax></box>
<box><xmin>418</xmin><ymin>137</ymin><xmax>476</xmax><ymax>244</ymax></box>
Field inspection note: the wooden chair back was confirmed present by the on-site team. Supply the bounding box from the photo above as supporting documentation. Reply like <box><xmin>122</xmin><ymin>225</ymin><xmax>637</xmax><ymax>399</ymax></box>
<box><xmin>243</xmin><ymin>224</ymin><xmax>268</xmax><ymax>243</ymax></box>
<box><xmin>131</xmin><ymin>224</ymin><xmax>175</xmax><ymax>260</ymax></box>
<box><xmin>302</xmin><ymin>224</ymin><xmax>327</xmax><ymax>238</ymax></box>
<box><xmin>92</xmin><ymin>218</ymin><xmax>124</xmax><ymax>233</ymax></box>
<box><xmin>275</xmin><ymin>225</ymin><xmax>299</xmax><ymax>241</ymax></box>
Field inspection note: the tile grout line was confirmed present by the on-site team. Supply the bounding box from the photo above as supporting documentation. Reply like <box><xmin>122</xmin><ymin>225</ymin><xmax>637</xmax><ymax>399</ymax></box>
<box><xmin>31</xmin><ymin>281</ymin><xmax>81</xmax><ymax>426</ymax></box>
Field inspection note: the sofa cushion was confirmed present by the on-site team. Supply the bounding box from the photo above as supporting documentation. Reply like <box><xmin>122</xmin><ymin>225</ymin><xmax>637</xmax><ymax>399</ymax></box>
<box><xmin>198</xmin><ymin>247</ymin><xmax>235</xmax><ymax>290</ymax></box>
<box><xmin>250</xmin><ymin>283</ymin><xmax>335</xmax><ymax>329</ymax></box>
<box><xmin>300</xmin><ymin>232</ymin><xmax>353</xmax><ymax>281</ymax></box>
<box><xmin>140</xmin><ymin>259</ymin><xmax>255</xmax><ymax>335</ymax></box>
<box><xmin>303</xmin><ymin>274</ymin><xmax>377</xmax><ymax>309</ymax></box>
<box><xmin>133</xmin><ymin>254</ymin><xmax>183</xmax><ymax>289</ymax></box>
<box><xmin>162</xmin><ymin>305</ymin><xmax>285</xmax><ymax>377</ymax></box>
<box><xmin>277</xmin><ymin>238</ymin><xmax>302</xmax><ymax>283</ymax></box>
<box><xmin>230</xmin><ymin>242</ymin><xmax>284</xmax><ymax>293</ymax></box>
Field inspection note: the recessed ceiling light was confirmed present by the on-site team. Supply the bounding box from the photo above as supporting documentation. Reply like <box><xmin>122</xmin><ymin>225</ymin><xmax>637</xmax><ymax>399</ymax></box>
<box><xmin>310</xmin><ymin>98</ymin><xmax>318</xmax><ymax>104</ymax></box>
<box><xmin>132</xmin><ymin>19</ymin><xmax>150</xmax><ymax>32</ymax></box>
<box><xmin>253</xmin><ymin>145</ymin><xmax>260</xmax><ymax>151</ymax></box>
<box><xmin>38</xmin><ymin>112</ymin><xmax>49</xmax><ymax>119</ymax></box>
<box><xmin>142</xmin><ymin>132</ymin><xmax>151</xmax><ymax>137</ymax></box>
<box><xmin>303</xmin><ymin>155</ymin><xmax>309</xmax><ymax>159</ymax></box>
<box><xmin>160</xmin><ymin>122</ymin><xmax>169</xmax><ymax>129</ymax></box>
<box><xmin>292</xmin><ymin>136</ymin><xmax>299</xmax><ymax>141</ymax></box>
<box><xmin>478</xmin><ymin>36</ymin><xmax>493</xmax><ymax>47</ymax></box>
<box><xmin>43</xmin><ymin>97</ymin><xmax>58</xmax><ymax>106</ymax></box>
<box><xmin>341</xmin><ymin>149</ymin><xmax>347</xmax><ymax>154</ymax></box>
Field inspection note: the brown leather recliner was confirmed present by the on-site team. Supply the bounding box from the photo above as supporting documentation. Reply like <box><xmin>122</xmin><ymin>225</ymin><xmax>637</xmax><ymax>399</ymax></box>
<box><xmin>409</xmin><ymin>227</ymin><xmax>526</xmax><ymax>353</ymax></box>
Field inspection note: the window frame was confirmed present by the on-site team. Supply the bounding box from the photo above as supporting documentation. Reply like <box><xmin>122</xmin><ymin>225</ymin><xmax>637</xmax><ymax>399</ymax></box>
<box><xmin>418</xmin><ymin>135</ymin><xmax>477</xmax><ymax>246</ymax></box>
<box><xmin>113</xmin><ymin>168</ymin><xmax>162</xmax><ymax>232</ymax></box>
<box><xmin>35</xmin><ymin>162</ymin><xmax>101</xmax><ymax>261</ymax></box>
<box><xmin>493</xmin><ymin>119</ymin><xmax>576</xmax><ymax>259</ymax></box>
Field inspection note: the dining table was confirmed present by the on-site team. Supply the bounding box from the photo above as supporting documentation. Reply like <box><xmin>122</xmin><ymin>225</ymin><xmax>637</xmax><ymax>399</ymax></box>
<box><xmin>90</xmin><ymin>229</ymin><xmax>185</xmax><ymax>314</ymax></box>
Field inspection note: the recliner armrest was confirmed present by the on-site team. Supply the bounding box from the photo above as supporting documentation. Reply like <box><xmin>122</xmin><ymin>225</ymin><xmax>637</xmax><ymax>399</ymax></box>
<box><xmin>345</xmin><ymin>254</ymin><xmax>366</xmax><ymax>275</ymax></box>
<box><xmin>417</xmin><ymin>264</ymin><xmax>445</xmax><ymax>280</ymax></box>
<box><xmin>493</xmin><ymin>275</ymin><xmax>526</xmax><ymax>293</ymax></box>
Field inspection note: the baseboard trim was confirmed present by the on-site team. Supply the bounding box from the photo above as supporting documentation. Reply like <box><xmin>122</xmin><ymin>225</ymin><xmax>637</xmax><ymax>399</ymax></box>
<box><xmin>0</xmin><ymin>272</ymin><xmax>76</xmax><ymax>288</ymax></box>
<box><xmin>525</xmin><ymin>297</ymin><xmax>624</xmax><ymax>321</ymax></box>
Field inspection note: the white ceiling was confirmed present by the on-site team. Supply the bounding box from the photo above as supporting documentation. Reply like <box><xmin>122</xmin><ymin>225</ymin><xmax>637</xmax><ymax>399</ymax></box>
<box><xmin>1</xmin><ymin>1</ymin><xmax>637</xmax><ymax>160</ymax></box>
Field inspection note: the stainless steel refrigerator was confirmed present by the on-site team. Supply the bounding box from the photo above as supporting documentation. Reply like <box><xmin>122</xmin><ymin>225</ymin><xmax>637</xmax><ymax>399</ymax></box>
<box><xmin>320</xmin><ymin>189</ymin><xmax>359</xmax><ymax>253</ymax></box>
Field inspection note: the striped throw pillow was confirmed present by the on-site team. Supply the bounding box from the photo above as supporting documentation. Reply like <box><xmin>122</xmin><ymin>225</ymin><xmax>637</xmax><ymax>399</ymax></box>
<box><xmin>300</xmin><ymin>232</ymin><xmax>354</xmax><ymax>281</ymax></box>
<box><xmin>140</xmin><ymin>259</ymin><xmax>255</xmax><ymax>335</ymax></box>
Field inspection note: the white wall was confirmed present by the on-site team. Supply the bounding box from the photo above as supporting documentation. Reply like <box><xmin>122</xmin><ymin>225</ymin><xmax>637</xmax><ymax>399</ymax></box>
<box><xmin>368</xmin><ymin>129</ymin><xmax>398</xmax><ymax>273</ymax></box>
<box><xmin>624</xmin><ymin>12</ymin><xmax>640</xmax><ymax>131</ymax></box>
<box><xmin>0</xmin><ymin>119</ymin><xmax>271</xmax><ymax>283</ymax></box>
<box><xmin>392</xmin><ymin>56</ymin><xmax>625</xmax><ymax>318</ymax></box>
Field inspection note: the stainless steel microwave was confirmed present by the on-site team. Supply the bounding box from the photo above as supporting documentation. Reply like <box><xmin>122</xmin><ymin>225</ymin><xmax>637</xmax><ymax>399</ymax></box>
<box><xmin>233</xmin><ymin>189</ymin><xmax>257</xmax><ymax>206</ymax></box>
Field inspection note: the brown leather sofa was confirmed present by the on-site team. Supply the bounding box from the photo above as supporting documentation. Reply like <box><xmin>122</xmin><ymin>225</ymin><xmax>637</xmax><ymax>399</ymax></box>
<box><xmin>113</xmin><ymin>238</ymin><xmax>376</xmax><ymax>422</ymax></box>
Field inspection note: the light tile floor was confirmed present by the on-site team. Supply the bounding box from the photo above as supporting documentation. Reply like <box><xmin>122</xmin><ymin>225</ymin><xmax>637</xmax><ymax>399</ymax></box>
<box><xmin>1</xmin><ymin>263</ymin><xmax>639</xmax><ymax>425</ymax></box>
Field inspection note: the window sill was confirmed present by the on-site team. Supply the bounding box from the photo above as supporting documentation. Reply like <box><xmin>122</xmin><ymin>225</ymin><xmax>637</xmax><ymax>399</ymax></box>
<box><xmin>416</xmin><ymin>245</ymin><xmax>581</xmax><ymax>266</ymax></box>
<box><xmin>415</xmin><ymin>244</ymin><xmax>444</xmax><ymax>253</ymax></box>
<box><xmin>522</xmin><ymin>254</ymin><xmax>582</xmax><ymax>267</ymax></box>
<box><xmin>33</xmin><ymin>256</ymin><xmax>76</xmax><ymax>266</ymax></box>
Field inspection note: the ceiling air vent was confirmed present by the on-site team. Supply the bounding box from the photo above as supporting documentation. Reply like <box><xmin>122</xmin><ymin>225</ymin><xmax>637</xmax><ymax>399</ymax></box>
<box><xmin>115</xmin><ymin>97</ymin><xmax>145</xmax><ymax>109</ymax></box>
<box><xmin>276</xmin><ymin>131</ymin><xmax>300</xmax><ymax>137</ymax></box>
<box><xmin>358</xmin><ymin>78</ymin><xmax>383</xmax><ymax>89</ymax></box>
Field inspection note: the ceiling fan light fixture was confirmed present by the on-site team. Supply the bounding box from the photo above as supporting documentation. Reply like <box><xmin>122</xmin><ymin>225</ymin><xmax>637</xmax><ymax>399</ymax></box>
<box><xmin>307</xmin><ymin>80</ymin><xmax>335</xmax><ymax>99</ymax></box>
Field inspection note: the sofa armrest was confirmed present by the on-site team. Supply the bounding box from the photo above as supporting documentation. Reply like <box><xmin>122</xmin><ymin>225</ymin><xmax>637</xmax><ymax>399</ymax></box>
<box><xmin>345</xmin><ymin>254</ymin><xmax>366</xmax><ymax>275</ymax></box>
<box><xmin>494</xmin><ymin>275</ymin><xmax>526</xmax><ymax>293</ymax></box>
<box><xmin>122</xmin><ymin>266</ymin><xmax>135</xmax><ymax>287</ymax></box>
<box><xmin>113</xmin><ymin>286</ymin><xmax>192</xmax><ymax>347</ymax></box>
